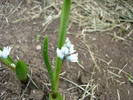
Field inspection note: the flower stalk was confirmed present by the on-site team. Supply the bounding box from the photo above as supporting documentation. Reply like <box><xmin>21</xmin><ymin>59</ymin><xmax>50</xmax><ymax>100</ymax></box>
<box><xmin>53</xmin><ymin>0</ymin><xmax>71</xmax><ymax>94</ymax></box>
<box><xmin>42</xmin><ymin>0</ymin><xmax>72</xmax><ymax>99</ymax></box>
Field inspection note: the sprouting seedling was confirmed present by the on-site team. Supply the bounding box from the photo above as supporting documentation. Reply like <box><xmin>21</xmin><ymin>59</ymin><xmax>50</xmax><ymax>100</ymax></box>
<box><xmin>0</xmin><ymin>47</ymin><xmax>16</xmax><ymax>70</ymax></box>
<box><xmin>42</xmin><ymin>0</ymin><xmax>77</xmax><ymax>99</ymax></box>
<box><xmin>43</xmin><ymin>37</ymin><xmax>78</xmax><ymax>99</ymax></box>
<box><xmin>0</xmin><ymin>46</ymin><xmax>28</xmax><ymax>82</ymax></box>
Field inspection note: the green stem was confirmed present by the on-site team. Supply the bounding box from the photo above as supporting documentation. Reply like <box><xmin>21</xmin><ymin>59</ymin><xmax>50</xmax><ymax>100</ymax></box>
<box><xmin>53</xmin><ymin>0</ymin><xmax>71</xmax><ymax>92</ymax></box>
<box><xmin>53</xmin><ymin>58</ymin><xmax>62</xmax><ymax>92</ymax></box>
<box><xmin>0</xmin><ymin>57</ymin><xmax>16</xmax><ymax>71</ymax></box>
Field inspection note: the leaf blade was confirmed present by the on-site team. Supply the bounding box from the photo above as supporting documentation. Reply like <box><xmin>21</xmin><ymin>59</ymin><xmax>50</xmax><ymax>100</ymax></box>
<box><xmin>16</xmin><ymin>60</ymin><xmax>28</xmax><ymax>81</ymax></box>
<box><xmin>42</xmin><ymin>36</ymin><xmax>54</xmax><ymax>89</ymax></box>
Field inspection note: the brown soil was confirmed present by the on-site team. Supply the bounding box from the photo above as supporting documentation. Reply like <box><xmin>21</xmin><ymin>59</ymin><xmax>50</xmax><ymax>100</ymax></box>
<box><xmin>0</xmin><ymin>1</ymin><xmax>133</xmax><ymax>100</ymax></box>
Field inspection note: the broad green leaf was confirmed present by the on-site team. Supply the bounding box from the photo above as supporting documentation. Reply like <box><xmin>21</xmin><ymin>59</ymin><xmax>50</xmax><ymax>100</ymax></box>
<box><xmin>16</xmin><ymin>60</ymin><xmax>28</xmax><ymax>81</ymax></box>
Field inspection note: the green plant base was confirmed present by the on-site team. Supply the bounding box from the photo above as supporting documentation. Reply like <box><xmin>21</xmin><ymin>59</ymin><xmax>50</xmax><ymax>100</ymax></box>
<box><xmin>49</xmin><ymin>92</ymin><xmax>63</xmax><ymax>100</ymax></box>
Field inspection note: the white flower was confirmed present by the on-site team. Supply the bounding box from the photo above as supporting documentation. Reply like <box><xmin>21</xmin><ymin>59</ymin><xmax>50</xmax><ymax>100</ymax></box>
<box><xmin>56</xmin><ymin>38</ymin><xmax>78</xmax><ymax>62</ymax></box>
<box><xmin>0</xmin><ymin>46</ymin><xmax>11</xmax><ymax>58</ymax></box>
<box><xmin>57</xmin><ymin>47</ymin><xmax>69</xmax><ymax>59</ymax></box>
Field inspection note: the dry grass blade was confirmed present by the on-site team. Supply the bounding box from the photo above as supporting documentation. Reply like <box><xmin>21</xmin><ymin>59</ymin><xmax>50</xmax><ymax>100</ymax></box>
<box><xmin>60</xmin><ymin>77</ymin><xmax>96</xmax><ymax>98</ymax></box>
<box><xmin>82</xmin><ymin>41</ymin><xmax>101</xmax><ymax>72</ymax></box>
<box><xmin>117</xmin><ymin>89</ymin><xmax>121</xmax><ymax>100</ymax></box>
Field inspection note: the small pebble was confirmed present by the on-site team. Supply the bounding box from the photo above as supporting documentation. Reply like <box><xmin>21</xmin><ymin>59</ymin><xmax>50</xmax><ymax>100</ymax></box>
<box><xmin>92</xmin><ymin>37</ymin><xmax>96</xmax><ymax>41</ymax></box>
<box><xmin>29</xmin><ymin>89</ymin><xmax>44</xmax><ymax>100</ymax></box>
<box><xmin>22</xmin><ymin>98</ymin><xmax>26</xmax><ymax>100</ymax></box>
<box><xmin>36</xmin><ymin>45</ymin><xmax>41</xmax><ymax>50</ymax></box>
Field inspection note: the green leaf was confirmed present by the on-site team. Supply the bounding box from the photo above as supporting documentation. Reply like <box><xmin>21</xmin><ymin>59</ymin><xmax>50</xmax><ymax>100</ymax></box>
<box><xmin>57</xmin><ymin>0</ymin><xmax>71</xmax><ymax>48</ymax></box>
<box><xmin>0</xmin><ymin>57</ymin><xmax>15</xmax><ymax>71</ymax></box>
<box><xmin>42</xmin><ymin>36</ymin><xmax>54</xmax><ymax>89</ymax></box>
<box><xmin>16</xmin><ymin>60</ymin><xmax>28</xmax><ymax>81</ymax></box>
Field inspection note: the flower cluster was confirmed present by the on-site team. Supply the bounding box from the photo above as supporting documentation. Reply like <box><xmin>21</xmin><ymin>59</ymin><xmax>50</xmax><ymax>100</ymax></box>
<box><xmin>0</xmin><ymin>46</ymin><xmax>11</xmax><ymax>58</ymax></box>
<box><xmin>56</xmin><ymin>38</ymin><xmax>78</xmax><ymax>62</ymax></box>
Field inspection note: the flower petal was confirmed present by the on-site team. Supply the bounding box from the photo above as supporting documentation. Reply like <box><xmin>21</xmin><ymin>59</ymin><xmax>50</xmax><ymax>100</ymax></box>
<box><xmin>0</xmin><ymin>46</ymin><xmax>11</xmax><ymax>58</ymax></box>
<box><xmin>66</xmin><ymin>53</ymin><xmax>78</xmax><ymax>62</ymax></box>
<box><xmin>64</xmin><ymin>38</ymin><xmax>72</xmax><ymax>48</ymax></box>
<box><xmin>61</xmin><ymin>46</ymin><xmax>69</xmax><ymax>55</ymax></box>
<box><xmin>56</xmin><ymin>48</ymin><xmax>64</xmax><ymax>59</ymax></box>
